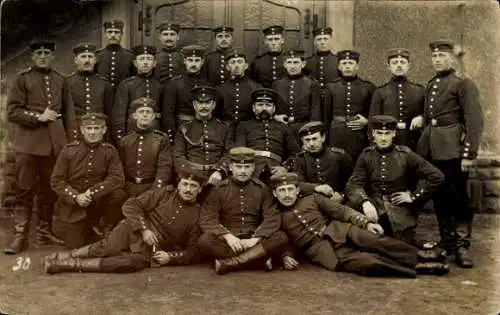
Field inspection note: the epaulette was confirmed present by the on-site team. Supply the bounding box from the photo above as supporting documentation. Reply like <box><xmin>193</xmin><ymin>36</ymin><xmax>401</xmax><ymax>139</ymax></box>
<box><xmin>102</xmin><ymin>142</ymin><xmax>116</xmax><ymax>149</ymax></box>
<box><xmin>123</xmin><ymin>47</ymin><xmax>134</xmax><ymax>54</ymax></box>
<box><xmin>218</xmin><ymin>178</ymin><xmax>230</xmax><ymax>186</ymax></box>
<box><xmin>378</xmin><ymin>81</ymin><xmax>390</xmax><ymax>89</ymax></box>
<box><xmin>251</xmin><ymin>177</ymin><xmax>266</xmax><ymax>188</ymax></box>
<box><xmin>18</xmin><ymin>67</ymin><xmax>32</xmax><ymax>75</ymax></box>
<box><xmin>121</xmin><ymin>76</ymin><xmax>136</xmax><ymax>83</ymax></box>
<box><xmin>363</xmin><ymin>145</ymin><xmax>376</xmax><ymax>152</ymax></box>
<box><xmin>255</xmin><ymin>52</ymin><xmax>267</xmax><ymax>59</ymax></box>
<box><xmin>66</xmin><ymin>141</ymin><xmax>80</xmax><ymax>146</ymax></box>
<box><xmin>153</xmin><ymin>129</ymin><xmax>167</xmax><ymax>137</ymax></box>
<box><xmin>329</xmin><ymin>146</ymin><xmax>348</xmax><ymax>155</ymax></box>
<box><xmin>96</xmin><ymin>73</ymin><xmax>109</xmax><ymax>81</ymax></box>
<box><xmin>359</xmin><ymin>78</ymin><xmax>375</xmax><ymax>85</ymax></box>
<box><xmin>408</xmin><ymin>81</ymin><xmax>424</xmax><ymax>88</ymax></box>
<box><xmin>395</xmin><ymin>145</ymin><xmax>411</xmax><ymax>153</ymax></box>
<box><xmin>296</xmin><ymin>151</ymin><xmax>305</xmax><ymax>157</ymax></box>
<box><xmin>67</xmin><ymin>72</ymin><xmax>77</xmax><ymax>78</ymax></box>
<box><xmin>171</xmin><ymin>74</ymin><xmax>183</xmax><ymax>80</ymax></box>
<box><xmin>96</xmin><ymin>47</ymin><xmax>105</xmax><ymax>53</ymax></box>
<box><xmin>331</xmin><ymin>77</ymin><xmax>342</xmax><ymax>83</ymax></box>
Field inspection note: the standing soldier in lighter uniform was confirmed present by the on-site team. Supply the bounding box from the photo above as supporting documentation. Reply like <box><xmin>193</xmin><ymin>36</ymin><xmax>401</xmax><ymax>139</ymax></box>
<box><xmin>203</xmin><ymin>26</ymin><xmax>234</xmax><ymax>86</ymax></box>
<box><xmin>416</xmin><ymin>40</ymin><xmax>483</xmax><ymax>268</ymax></box>
<box><xmin>154</xmin><ymin>23</ymin><xmax>184</xmax><ymax>84</ymax></box>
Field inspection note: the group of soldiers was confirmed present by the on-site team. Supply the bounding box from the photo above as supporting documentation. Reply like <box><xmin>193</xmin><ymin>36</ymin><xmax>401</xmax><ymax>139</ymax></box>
<box><xmin>3</xmin><ymin>18</ymin><xmax>484</xmax><ymax>278</ymax></box>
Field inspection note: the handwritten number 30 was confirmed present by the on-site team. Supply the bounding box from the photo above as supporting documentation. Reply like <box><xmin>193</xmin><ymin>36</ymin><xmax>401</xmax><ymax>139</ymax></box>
<box><xmin>12</xmin><ymin>257</ymin><xmax>31</xmax><ymax>271</ymax></box>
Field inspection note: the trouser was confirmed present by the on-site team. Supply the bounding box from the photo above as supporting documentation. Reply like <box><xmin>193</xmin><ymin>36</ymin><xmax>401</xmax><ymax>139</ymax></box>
<box><xmin>12</xmin><ymin>153</ymin><xmax>57</xmax><ymax>237</ymax></box>
<box><xmin>125</xmin><ymin>181</ymin><xmax>154</xmax><ymax>198</ymax></box>
<box><xmin>432</xmin><ymin>159</ymin><xmax>473</xmax><ymax>251</ymax></box>
<box><xmin>328</xmin><ymin>122</ymin><xmax>368</xmax><ymax>161</ymax></box>
<box><xmin>377</xmin><ymin>201</ymin><xmax>418</xmax><ymax>246</ymax></box>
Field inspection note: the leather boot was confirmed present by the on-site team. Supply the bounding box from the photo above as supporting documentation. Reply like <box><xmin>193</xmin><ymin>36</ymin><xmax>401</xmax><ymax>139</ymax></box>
<box><xmin>455</xmin><ymin>247</ymin><xmax>474</xmax><ymax>268</ymax></box>
<box><xmin>46</xmin><ymin>244</ymin><xmax>92</xmax><ymax>261</ymax></box>
<box><xmin>35</xmin><ymin>221</ymin><xmax>64</xmax><ymax>245</ymax></box>
<box><xmin>4</xmin><ymin>233</ymin><xmax>27</xmax><ymax>255</ymax></box>
<box><xmin>215</xmin><ymin>244</ymin><xmax>268</xmax><ymax>275</ymax></box>
<box><xmin>415</xmin><ymin>262</ymin><xmax>450</xmax><ymax>276</ymax></box>
<box><xmin>418</xmin><ymin>248</ymin><xmax>447</xmax><ymax>263</ymax></box>
<box><xmin>45</xmin><ymin>257</ymin><xmax>102</xmax><ymax>275</ymax></box>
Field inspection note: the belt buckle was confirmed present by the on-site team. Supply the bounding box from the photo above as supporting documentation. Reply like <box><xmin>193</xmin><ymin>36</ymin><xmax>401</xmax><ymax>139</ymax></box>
<box><xmin>156</xmin><ymin>113</ymin><xmax>162</xmax><ymax>119</ymax></box>
<box><xmin>288</xmin><ymin>116</ymin><xmax>295</xmax><ymax>123</ymax></box>
<box><xmin>431</xmin><ymin>118</ymin><xmax>437</xmax><ymax>126</ymax></box>
<box><xmin>135</xmin><ymin>177</ymin><xmax>143</xmax><ymax>184</ymax></box>
<box><xmin>396</xmin><ymin>122</ymin><xmax>406</xmax><ymax>130</ymax></box>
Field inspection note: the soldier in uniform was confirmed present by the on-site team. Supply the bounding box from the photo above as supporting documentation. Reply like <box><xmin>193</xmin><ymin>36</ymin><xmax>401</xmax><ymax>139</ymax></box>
<box><xmin>50</xmin><ymin>113</ymin><xmax>127</xmax><ymax>248</ymax></box>
<box><xmin>4</xmin><ymin>40</ymin><xmax>74</xmax><ymax>254</ymax></box>
<box><xmin>272</xmin><ymin>49</ymin><xmax>321</xmax><ymax>137</ymax></box>
<box><xmin>66</xmin><ymin>43</ymin><xmax>114</xmax><ymax>141</ymax></box>
<box><xmin>322</xmin><ymin>50</ymin><xmax>376</xmax><ymax>161</ymax></box>
<box><xmin>235</xmin><ymin>88</ymin><xmax>300</xmax><ymax>183</ymax></box>
<box><xmin>117</xmin><ymin>97</ymin><xmax>172</xmax><ymax>197</ymax></box>
<box><xmin>416</xmin><ymin>40</ymin><xmax>483</xmax><ymax>268</ymax></box>
<box><xmin>198</xmin><ymin>147</ymin><xmax>290</xmax><ymax>274</ymax></box>
<box><xmin>249</xmin><ymin>25</ymin><xmax>287</xmax><ymax>88</ymax></box>
<box><xmin>95</xmin><ymin>19</ymin><xmax>135</xmax><ymax>90</ymax></box>
<box><xmin>203</xmin><ymin>26</ymin><xmax>234</xmax><ymax>86</ymax></box>
<box><xmin>369</xmin><ymin>49</ymin><xmax>425</xmax><ymax>150</ymax></box>
<box><xmin>173</xmin><ymin>86</ymin><xmax>232</xmax><ymax>186</ymax></box>
<box><xmin>163</xmin><ymin>45</ymin><xmax>211</xmax><ymax>141</ymax></box>
<box><xmin>273</xmin><ymin>172</ymin><xmax>450</xmax><ymax>277</ymax></box>
<box><xmin>44</xmin><ymin>166</ymin><xmax>205</xmax><ymax>274</ymax></box>
<box><xmin>112</xmin><ymin>45</ymin><xmax>162</xmax><ymax>142</ymax></box>
<box><xmin>346</xmin><ymin>115</ymin><xmax>445</xmax><ymax>245</ymax></box>
<box><xmin>154</xmin><ymin>23</ymin><xmax>184</xmax><ymax>83</ymax></box>
<box><xmin>291</xmin><ymin>121</ymin><xmax>353</xmax><ymax>203</ymax></box>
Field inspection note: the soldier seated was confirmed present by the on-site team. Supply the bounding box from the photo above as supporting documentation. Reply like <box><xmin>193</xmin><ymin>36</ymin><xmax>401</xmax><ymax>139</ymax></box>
<box><xmin>198</xmin><ymin>147</ymin><xmax>290</xmax><ymax>275</ymax></box>
<box><xmin>45</xmin><ymin>165</ymin><xmax>205</xmax><ymax>274</ymax></box>
<box><xmin>272</xmin><ymin>172</ymin><xmax>449</xmax><ymax>277</ymax></box>
<box><xmin>50</xmin><ymin>113</ymin><xmax>127</xmax><ymax>248</ymax></box>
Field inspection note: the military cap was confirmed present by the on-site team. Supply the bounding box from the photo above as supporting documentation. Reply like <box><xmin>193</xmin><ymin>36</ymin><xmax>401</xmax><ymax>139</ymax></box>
<box><xmin>213</xmin><ymin>26</ymin><xmax>234</xmax><ymax>34</ymax></box>
<box><xmin>225</xmin><ymin>47</ymin><xmax>247</xmax><ymax>61</ymax></box>
<box><xmin>429</xmin><ymin>40</ymin><xmax>454</xmax><ymax>53</ymax></box>
<box><xmin>229</xmin><ymin>147</ymin><xmax>256</xmax><ymax>164</ymax></box>
<box><xmin>80</xmin><ymin>113</ymin><xmax>107</xmax><ymax>126</ymax></box>
<box><xmin>337</xmin><ymin>50</ymin><xmax>360</xmax><ymax>62</ymax></box>
<box><xmin>298</xmin><ymin>121</ymin><xmax>326</xmax><ymax>138</ymax></box>
<box><xmin>130</xmin><ymin>97</ymin><xmax>156</xmax><ymax>112</ymax></box>
<box><xmin>263</xmin><ymin>25</ymin><xmax>284</xmax><ymax>36</ymax></box>
<box><xmin>72</xmin><ymin>43</ymin><xmax>97</xmax><ymax>55</ymax></box>
<box><xmin>157</xmin><ymin>22</ymin><xmax>181</xmax><ymax>33</ymax></box>
<box><xmin>371</xmin><ymin>115</ymin><xmax>398</xmax><ymax>130</ymax></box>
<box><xmin>192</xmin><ymin>86</ymin><xmax>218</xmax><ymax>102</ymax></box>
<box><xmin>181</xmin><ymin>45</ymin><xmax>206</xmax><ymax>58</ymax></box>
<box><xmin>103</xmin><ymin>19</ymin><xmax>124</xmax><ymax>30</ymax></box>
<box><xmin>269</xmin><ymin>172</ymin><xmax>299</xmax><ymax>189</ymax></box>
<box><xmin>283</xmin><ymin>49</ymin><xmax>305</xmax><ymax>60</ymax></box>
<box><xmin>387</xmin><ymin>48</ymin><xmax>410</xmax><ymax>62</ymax></box>
<box><xmin>132</xmin><ymin>45</ymin><xmax>157</xmax><ymax>56</ymax></box>
<box><xmin>312</xmin><ymin>27</ymin><xmax>333</xmax><ymax>37</ymax></box>
<box><xmin>177</xmin><ymin>164</ymin><xmax>207</xmax><ymax>185</ymax></box>
<box><xmin>251</xmin><ymin>88</ymin><xmax>279</xmax><ymax>104</ymax></box>
<box><xmin>29</xmin><ymin>40</ymin><xmax>56</xmax><ymax>51</ymax></box>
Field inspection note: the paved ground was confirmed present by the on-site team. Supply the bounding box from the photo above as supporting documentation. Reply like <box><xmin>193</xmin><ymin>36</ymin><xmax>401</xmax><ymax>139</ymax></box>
<box><xmin>0</xmin><ymin>214</ymin><xmax>499</xmax><ymax>315</ymax></box>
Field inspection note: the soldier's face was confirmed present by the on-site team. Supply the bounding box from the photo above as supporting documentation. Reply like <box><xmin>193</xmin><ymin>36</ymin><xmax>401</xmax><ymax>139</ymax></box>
<box><xmin>302</xmin><ymin>132</ymin><xmax>326</xmax><ymax>153</ymax></box>
<box><xmin>105</xmin><ymin>28</ymin><xmax>123</xmax><ymax>45</ymax></box>
<box><xmin>80</xmin><ymin>124</ymin><xmax>107</xmax><ymax>143</ymax></box>
<box><xmin>226</xmin><ymin>57</ymin><xmax>248</xmax><ymax>76</ymax></box>
<box><xmin>215</xmin><ymin>32</ymin><xmax>234</xmax><ymax>49</ymax></box>
<box><xmin>284</xmin><ymin>57</ymin><xmax>305</xmax><ymax>76</ymax></box>
<box><xmin>31</xmin><ymin>48</ymin><xmax>54</xmax><ymax>68</ymax></box>
<box><xmin>253</xmin><ymin>101</ymin><xmax>275</xmax><ymax>120</ymax></box>
<box><xmin>159</xmin><ymin>30</ymin><xmax>179</xmax><ymax>48</ymax></box>
<box><xmin>177</xmin><ymin>178</ymin><xmax>202</xmax><ymax>202</ymax></box>
<box><xmin>388</xmin><ymin>57</ymin><xmax>410</xmax><ymax>77</ymax></box>
<box><xmin>273</xmin><ymin>184</ymin><xmax>300</xmax><ymax>207</ymax></box>
<box><xmin>184</xmin><ymin>56</ymin><xmax>203</xmax><ymax>73</ymax></box>
<box><xmin>74</xmin><ymin>52</ymin><xmax>96</xmax><ymax>72</ymax></box>
<box><xmin>264</xmin><ymin>35</ymin><xmax>284</xmax><ymax>52</ymax></box>
<box><xmin>132</xmin><ymin>107</ymin><xmax>156</xmax><ymax>128</ymax></box>
<box><xmin>431</xmin><ymin>51</ymin><xmax>453</xmax><ymax>72</ymax></box>
<box><xmin>314</xmin><ymin>34</ymin><xmax>331</xmax><ymax>52</ymax></box>
<box><xmin>230</xmin><ymin>163</ymin><xmax>255</xmax><ymax>183</ymax></box>
<box><xmin>372</xmin><ymin>129</ymin><xmax>396</xmax><ymax>149</ymax></box>
<box><xmin>134</xmin><ymin>54</ymin><xmax>156</xmax><ymax>74</ymax></box>
<box><xmin>194</xmin><ymin>99</ymin><xmax>216</xmax><ymax>119</ymax></box>
<box><xmin>338</xmin><ymin>59</ymin><xmax>359</xmax><ymax>76</ymax></box>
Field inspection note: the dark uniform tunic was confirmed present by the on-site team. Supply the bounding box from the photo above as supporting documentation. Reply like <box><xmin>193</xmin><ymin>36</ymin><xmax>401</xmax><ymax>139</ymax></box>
<box><xmin>117</xmin><ymin>128</ymin><xmax>173</xmax><ymax>197</ymax></box>
<box><xmin>369</xmin><ymin>77</ymin><xmax>424</xmax><ymax>150</ymax></box>
<box><xmin>198</xmin><ymin>177</ymin><xmax>288</xmax><ymax>259</ymax></box>
<box><xmin>304</xmin><ymin>51</ymin><xmax>339</xmax><ymax>90</ymax></box>
<box><xmin>249</xmin><ymin>52</ymin><xmax>286</xmax><ymax>88</ymax></box>
<box><xmin>216</xmin><ymin>75</ymin><xmax>261</xmax><ymax>125</ymax></box>
<box><xmin>345</xmin><ymin>145</ymin><xmax>444</xmax><ymax>244</ymax></box>
<box><xmin>95</xmin><ymin>44</ymin><xmax>135</xmax><ymax>89</ymax></box>
<box><xmin>203</xmin><ymin>48</ymin><xmax>231</xmax><ymax>86</ymax></box>
<box><xmin>279</xmin><ymin>193</ymin><xmax>418</xmax><ymax>277</ymax></box>
<box><xmin>50</xmin><ymin>141</ymin><xmax>126</xmax><ymax>248</ymax></box>
<box><xmin>322</xmin><ymin>76</ymin><xmax>376</xmax><ymax>160</ymax></box>
<box><xmin>112</xmin><ymin>74</ymin><xmax>163</xmax><ymax>141</ymax></box>
<box><xmin>154</xmin><ymin>47</ymin><xmax>184</xmax><ymax>83</ymax></box>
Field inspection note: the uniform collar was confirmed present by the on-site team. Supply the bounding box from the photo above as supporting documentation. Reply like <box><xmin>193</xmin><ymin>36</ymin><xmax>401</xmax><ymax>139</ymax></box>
<box><xmin>307</xmin><ymin>146</ymin><xmax>326</xmax><ymax>157</ymax></box>
<box><xmin>288</xmin><ymin>73</ymin><xmax>304</xmax><ymax>80</ymax></box>
<box><xmin>162</xmin><ymin>46</ymin><xmax>179</xmax><ymax>53</ymax></box>
<box><xmin>316</xmin><ymin>51</ymin><xmax>331</xmax><ymax>56</ymax></box>
<box><xmin>267</xmin><ymin>51</ymin><xmax>282</xmax><ymax>57</ymax></box>
<box><xmin>83</xmin><ymin>140</ymin><xmax>103</xmax><ymax>148</ymax></box>
<box><xmin>435</xmin><ymin>68</ymin><xmax>455</xmax><ymax>77</ymax></box>
<box><xmin>375</xmin><ymin>144</ymin><xmax>395</xmax><ymax>154</ymax></box>
<box><xmin>341</xmin><ymin>74</ymin><xmax>358</xmax><ymax>82</ymax></box>
<box><xmin>136</xmin><ymin>126</ymin><xmax>153</xmax><ymax>134</ymax></box>
<box><xmin>33</xmin><ymin>66</ymin><xmax>52</xmax><ymax>74</ymax></box>
<box><xmin>106</xmin><ymin>44</ymin><xmax>122</xmax><ymax>51</ymax></box>
<box><xmin>78</xmin><ymin>70</ymin><xmax>95</xmax><ymax>76</ymax></box>
<box><xmin>391</xmin><ymin>75</ymin><xmax>408</xmax><ymax>83</ymax></box>
<box><xmin>230</xmin><ymin>74</ymin><xmax>246</xmax><ymax>81</ymax></box>
<box><xmin>231</xmin><ymin>177</ymin><xmax>252</xmax><ymax>187</ymax></box>
<box><xmin>137</xmin><ymin>72</ymin><xmax>154</xmax><ymax>78</ymax></box>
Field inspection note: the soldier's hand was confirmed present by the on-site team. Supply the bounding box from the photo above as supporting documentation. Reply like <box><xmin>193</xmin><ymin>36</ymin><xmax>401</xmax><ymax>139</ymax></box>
<box><xmin>282</xmin><ymin>255</ymin><xmax>300</xmax><ymax>270</ymax></box>
<box><xmin>142</xmin><ymin>229</ymin><xmax>159</xmax><ymax>247</ymax></box>
<box><xmin>152</xmin><ymin>250</ymin><xmax>171</xmax><ymax>265</ymax></box>
<box><xmin>330</xmin><ymin>191</ymin><xmax>344</xmax><ymax>203</ymax></box>
<box><xmin>314</xmin><ymin>184</ymin><xmax>334</xmax><ymax>197</ymax></box>
<box><xmin>347</xmin><ymin>114</ymin><xmax>368</xmax><ymax>131</ymax></box>
<box><xmin>366</xmin><ymin>223</ymin><xmax>384</xmax><ymax>235</ymax></box>
<box><xmin>461</xmin><ymin>159</ymin><xmax>475</xmax><ymax>172</ymax></box>
<box><xmin>223</xmin><ymin>233</ymin><xmax>245</xmax><ymax>254</ymax></box>
<box><xmin>75</xmin><ymin>193</ymin><xmax>92</xmax><ymax>207</ymax></box>
<box><xmin>362</xmin><ymin>201</ymin><xmax>379</xmax><ymax>222</ymax></box>
<box><xmin>390</xmin><ymin>191</ymin><xmax>413</xmax><ymax>205</ymax></box>
<box><xmin>241</xmin><ymin>237</ymin><xmax>261</xmax><ymax>250</ymax></box>
<box><xmin>410</xmin><ymin>115</ymin><xmax>423</xmax><ymax>130</ymax></box>
<box><xmin>271</xmin><ymin>166</ymin><xmax>287</xmax><ymax>176</ymax></box>
<box><xmin>208</xmin><ymin>171</ymin><xmax>222</xmax><ymax>185</ymax></box>
<box><xmin>274</xmin><ymin>114</ymin><xmax>289</xmax><ymax>124</ymax></box>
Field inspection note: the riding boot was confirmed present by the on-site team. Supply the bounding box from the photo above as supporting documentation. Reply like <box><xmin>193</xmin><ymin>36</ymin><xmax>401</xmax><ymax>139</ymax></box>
<box><xmin>215</xmin><ymin>244</ymin><xmax>269</xmax><ymax>275</ymax></box>
<box><xmin>45</xmin><ymin>257</ymin><xmax>102</xmax><ymax>274</ymax></box>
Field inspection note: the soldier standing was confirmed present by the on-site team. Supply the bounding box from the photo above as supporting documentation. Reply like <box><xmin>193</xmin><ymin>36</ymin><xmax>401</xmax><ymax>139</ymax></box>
<box><xmin>154</xmin><ymin>23</ymin><xmax>184</xmax><ymax>83</ymax></box>
<box><xmin>44</xmin><ymin>166</ymin><xmax>205</xmax><ymax>274</ymax></box>
<box><xmin>112</xmin><ymin>45</ymin><xmax>162</xmax><ymax>142</ymax></box>
<box><xmin>4</xmin><ymin>40</ymin><xmax>74</xmax><ymax>254</ymax></box>
<box><xmin>203</xmin><ymin>26</ymin><xmax>234</xmax><ymax>86</ymax></box>
<box><xmin>249</xmin><ymin>25</ymin><xmax>287</xmax><ymax>88</ymax></box>
<box><xmin>117</xmin><ymin>97</ymin><xmax>172</xmax><ymax>197</ymax></box>
<box><xmin>50</xmin><ymin>113</ymin><xmax>127</xmax><ymax>248</ymax></box>
<box><xmin>322</xmin><ymin>50</ymin><xmax>376</xmax><ymax>161</ymax></box>
<box><xmin>198</xmin><ymin>147</ymin><xmax>290</xmax><ymax>274</ymax></box>
<box><xmin>416</xmin><ymin>40</ymin><xmax>483</xmax><ymax>268</ymax></box>
<box><xmin>369</xmin><ymin>49</ymin><xmax>424</xmax><ymax>150</ymax></box>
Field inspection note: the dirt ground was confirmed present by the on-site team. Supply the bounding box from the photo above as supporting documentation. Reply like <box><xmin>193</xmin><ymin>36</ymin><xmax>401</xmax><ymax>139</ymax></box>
<box><xmin>0</xmin><ymin>214</ymin><xmax>498</xmax><ymax>315</ymax></box>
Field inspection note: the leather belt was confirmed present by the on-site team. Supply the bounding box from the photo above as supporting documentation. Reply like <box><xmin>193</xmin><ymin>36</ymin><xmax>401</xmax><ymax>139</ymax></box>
<box><xmin>332</xmin><ymin>115</ymin><xmax>357</xmax><ymax>122</ymax></box>
<box><xmin>177</xmin><ymin>114</ymin><xmax>195</xmax><ymax>121</ymax></box>
<box><xmin>429</xmin><ymin>117</ymin><xmax>461</xmax><ymax>127</ymax></box>
<box><xmin>187</xmin><ymin>161</ymin><xmax>217</xmax><ymax>171</ymax></box>
<box><xmin>254</xmin><ymin>150</ymin><xmax>282</xmax><ymax>163</ymax></box>
<box><xmin>300</xmin><ymin>224</ymin><xmax>327</xmax><ymax>252</ymax></box>
<box><xmin>126</xmin><ymin>176</ymin><xmax>155</xmax><ymax>184</ymax></box>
